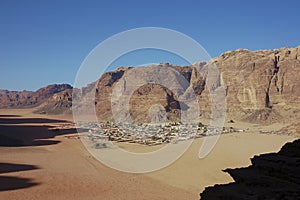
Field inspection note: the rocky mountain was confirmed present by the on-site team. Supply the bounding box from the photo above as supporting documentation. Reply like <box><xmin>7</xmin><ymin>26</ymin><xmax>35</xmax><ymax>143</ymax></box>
<box><xmin>87</xmin><ymin>45</ymin><xmax>299</xmax><ymax>123</ymax></box>
<box><xmin>200</xmin><ymin>138</ymin><xmax>300</xmax><ymax>199</ymax></box>
<box><xmin>0</xmin><ymin>84</ymin><xmax>72</xmax><ymax>110</ymax></box>
<box><xmin>34</xmin><ymin>88</ymin><xmax>74</xmax><ymax>114</ymax></box>
<box><xmin>1</xmin><ymin>45</ymin><xmax>300</xmax><ymax>123</ymax></box>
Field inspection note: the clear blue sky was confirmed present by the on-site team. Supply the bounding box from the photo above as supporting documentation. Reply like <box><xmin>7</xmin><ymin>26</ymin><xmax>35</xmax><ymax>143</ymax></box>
<box><xmin>1</xmin><ymin>0</ymin><xmax>300</xmax><ymax>91</ymax></box>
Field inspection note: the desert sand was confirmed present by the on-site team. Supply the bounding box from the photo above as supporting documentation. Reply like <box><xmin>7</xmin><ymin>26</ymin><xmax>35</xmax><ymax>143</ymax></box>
<box><xmin>0</xmin><ymin>109</ymin><xmax>296</xmax><ymax>200</ymax></box>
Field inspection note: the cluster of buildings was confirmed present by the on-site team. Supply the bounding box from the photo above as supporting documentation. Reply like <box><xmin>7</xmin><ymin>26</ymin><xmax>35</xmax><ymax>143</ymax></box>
<box><xmin>76</xmin><ymin>121</ymin><xmax>246</xmax><ymax>147</ymax></box>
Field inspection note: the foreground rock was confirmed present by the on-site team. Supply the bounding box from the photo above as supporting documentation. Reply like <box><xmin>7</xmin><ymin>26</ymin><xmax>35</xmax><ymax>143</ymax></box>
<box><xmin>200</xmin><ymin>139</ymin><xmax>300</xmax><ymax>199</ymax></box>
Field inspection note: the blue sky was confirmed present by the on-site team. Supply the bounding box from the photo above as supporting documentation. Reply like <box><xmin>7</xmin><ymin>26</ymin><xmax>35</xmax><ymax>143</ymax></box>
<box><xmin>1</xmin><ymin>0</ymin><xmax>300</xmax><ymax>91</ymax></box>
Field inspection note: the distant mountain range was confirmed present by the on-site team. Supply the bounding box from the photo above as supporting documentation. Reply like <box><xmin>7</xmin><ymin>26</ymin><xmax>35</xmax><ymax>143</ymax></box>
<box><xmin>0</xmin><ymin>84</ymin><xmax>73</xmax><ymax>114</ymax></box>
<box><xmin>1</xmin><ymin>45</ymin><xmax>299</xmax><ymax>124</ymax></box>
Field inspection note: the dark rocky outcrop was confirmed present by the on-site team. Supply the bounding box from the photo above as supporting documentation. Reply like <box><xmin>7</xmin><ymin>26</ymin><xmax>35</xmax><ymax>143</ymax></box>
<box><xmin>200</xmin><ymin>139</ymin><xmax>300</xmax><ymax>200</ymax></box>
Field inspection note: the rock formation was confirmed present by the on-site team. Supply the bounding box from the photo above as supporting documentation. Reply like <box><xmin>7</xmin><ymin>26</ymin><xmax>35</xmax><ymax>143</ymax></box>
<box><xmin>200</xmin><ymin>139</ymin><xmax>300</xmax><ymax>199</ymax></box>
<box><xmin>214</xmin><ymin>46</ymin><xmax>300</xmax><ymax>123</ymax></box>
<box><xmin>1</xmin><ymin>45</ymin><xmax>300</xmax><ymax>124</ymax></box>
<box><xmin>34</xmin><ymin>88</ymin><xmax>73</xmax><ymax>114</ymax></box>
<box><xmin>90</xmin><ymin>45</ymin><xmax>300</xmax><ymax>123</ymax></box>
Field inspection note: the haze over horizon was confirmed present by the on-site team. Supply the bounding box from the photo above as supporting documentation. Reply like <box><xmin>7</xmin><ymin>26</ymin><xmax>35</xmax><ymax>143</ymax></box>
<box><xmin>1</xmin><ymin>0</ymin><xmax>300</xmax><ymax>91</ymax></box>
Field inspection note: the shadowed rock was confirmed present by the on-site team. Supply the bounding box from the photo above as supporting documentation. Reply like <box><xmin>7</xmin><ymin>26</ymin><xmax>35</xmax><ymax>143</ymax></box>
<box><xmin>200</xmin><ymin>139</ymin><xmax>300</xmax><ymax>200</ymax></box>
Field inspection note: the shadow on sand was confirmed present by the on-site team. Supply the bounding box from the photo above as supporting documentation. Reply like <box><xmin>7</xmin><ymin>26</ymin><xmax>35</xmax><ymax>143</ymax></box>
<box><xmin>0</xmin><ymin>116</ymin><xmax>80</xmax><ymax>192</ymax></box>
<box><xmin>0</xmin><ymin>117</ymin><xmax>68</xmax><ymax>124</ymax></box>
<box><xmin>0</xmin><ymin>176</ymin><xmax>39</xmax><ymax>191</ymax></box>
<box><xmin>0</xmin><ymin>115</ymin><xmax>21</xmax><ymax>118</ymax></box>
<box><xmin>0</xmin><ymin>163</ymin><xmax>40</xmax><ymax>191</ymax></box>
<box><xmin>0</xmin><ymin>116</ymin><xmax>77</xmax><ymax>147</ymax></box>
<box><xmin>0</xmin><ymin>162</ymin><xmax>39</xmax><ymax>174</ymax></box>
<box><xmin>0</xmin><ymin>124</ymin><xmax>78</xmax><ymax>147</ymax></box>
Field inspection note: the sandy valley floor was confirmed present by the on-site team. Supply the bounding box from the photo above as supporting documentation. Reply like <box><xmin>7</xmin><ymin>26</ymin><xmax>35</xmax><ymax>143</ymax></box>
<box><xmin>0</xmin><ymin>109</ymin><xmax>296</xmax><ymax>200</ymax></box>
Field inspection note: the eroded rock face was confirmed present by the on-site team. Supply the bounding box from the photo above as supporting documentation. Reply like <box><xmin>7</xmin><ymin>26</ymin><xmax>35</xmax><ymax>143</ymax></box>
<box><xmin>200</xmin><ymin>139</ymin><xmax>300</xmax><ymax>200</ymax></box>
<box><xmin>129</xmin><ymin>83</ymin><xmax>181</xmax><ymax>122</ymax></box>
<box><xmin>209</xmin><ymin>46</ymin><xmax>300</xmax><ymax>123</ymax></box>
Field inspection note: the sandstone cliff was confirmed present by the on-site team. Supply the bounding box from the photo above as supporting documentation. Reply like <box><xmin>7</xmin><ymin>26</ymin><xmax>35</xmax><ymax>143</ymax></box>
<box><xmin>214</xmin><ymin>46</ymin><xmax>300</xmax><ymax>123</ymax></box>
